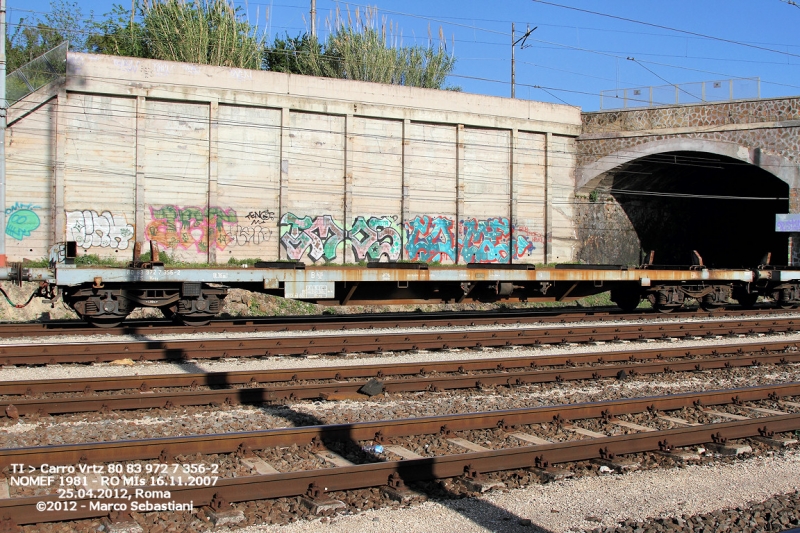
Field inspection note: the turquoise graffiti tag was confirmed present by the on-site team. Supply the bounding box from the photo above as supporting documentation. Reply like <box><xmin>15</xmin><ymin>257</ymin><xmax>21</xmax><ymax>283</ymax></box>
<box><xmin>459</xmin><ymin>217</ymin><xmax>511</xmax><ymax>263</ymax></box>
<box><xmin>6</xmin><ymin>209</ymin><xmax>41</xmax><ymax>240</ymax></box>
<box><xmin>404</xmin><ymin>215</ymin><xmax>456</xmax><ymax>262</ymax></box>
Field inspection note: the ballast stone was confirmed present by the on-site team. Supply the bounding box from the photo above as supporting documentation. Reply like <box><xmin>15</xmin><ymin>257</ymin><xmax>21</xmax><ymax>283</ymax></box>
<box><xmin>359</xmin><ymin>378</ymin><xmax>385</xmax><ymax>397</ymax></box>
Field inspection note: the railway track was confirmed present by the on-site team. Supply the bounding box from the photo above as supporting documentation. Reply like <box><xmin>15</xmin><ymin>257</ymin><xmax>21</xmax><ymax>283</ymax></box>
<box><xmin>0</xmin><ymin>306</ymin><xmax>792</xmax><ymax>339</ymax></box>
<box><xmin>2</xmin><ymin>340</ymin><xmax>800</xmax><ymax>417</ymax></box>
<box><xmin>1</xmin><ymin>315</ymin><xmax>798</xmax><ymax>365</ymax></box>
<box><xmin>1</xmin><ymin>383</ymin><xmax>799</xmax><ymax>528</ymax></box>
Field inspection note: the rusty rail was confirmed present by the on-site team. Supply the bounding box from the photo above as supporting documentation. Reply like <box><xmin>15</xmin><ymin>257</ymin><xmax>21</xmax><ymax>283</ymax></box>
<box><xmin>0</xmin><ymin>306</ymin><xmax>790</xmax><ymax>339</ymax></box>
<box><xmin>1</xmin><ymin>384</ymin><xmax>799</xmax><ymax>525</ymax></box>
<box><xmin>1</xmin><ymin>382</ymin><xmax>798</xmax><ymax>470</ymax></box>
<box><xmin>3</xmin><ymin>350</ymin><xmax>800</xmax><ymax>417</ymax></box>
<box><xmin>1</xmin><ymin>317</ymin><xmax>798</xmax><ymax>365</ymax></box>
<box><xmin>2</xmin><ymin>338</ymin><xmax>798</xmax><ymax>396</ymax></box>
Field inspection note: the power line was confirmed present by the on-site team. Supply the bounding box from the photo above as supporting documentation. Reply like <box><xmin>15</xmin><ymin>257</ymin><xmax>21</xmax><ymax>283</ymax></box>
<box><xmin>5</xmin><ymin>8</ymin><xmax>797</xmax><ymax>110</ymax></box>
<box><xmin>778</xmin><ymin>0</ymin><xmax>800</xmax><ymax>9</ymax></box>
<box><xmin>625</xmin><ymin>57</ymin><xmax>703</xmax><ymax>102</ymax></box>
<box><xmin>9</xmin><ymin>96</ymin><xmax>799</xmax><ymax>194</ymax></box>
<box><xmin>533</xmin><ymin>0</ymin><xmax>800</xmax><ymax>59</ymax></box>
<box><xmin>606</xmin><ymin>188</ymin><xmax>788</xmax><ymax>201</ymax></box>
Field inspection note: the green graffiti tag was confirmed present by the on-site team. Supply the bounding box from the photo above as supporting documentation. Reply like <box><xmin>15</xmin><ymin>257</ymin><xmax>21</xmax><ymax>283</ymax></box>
<box><xmin>6</xmin><ymin>209</ymin><xmax>41</xmax><ymax>241</ymax></box>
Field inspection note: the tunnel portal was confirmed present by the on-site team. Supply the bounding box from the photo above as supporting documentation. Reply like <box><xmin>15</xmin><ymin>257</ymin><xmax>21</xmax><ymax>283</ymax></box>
<box><xmin>577</xmin><ymin>150</ymin><xmax>789</xmax><ymax>268</ymax></box>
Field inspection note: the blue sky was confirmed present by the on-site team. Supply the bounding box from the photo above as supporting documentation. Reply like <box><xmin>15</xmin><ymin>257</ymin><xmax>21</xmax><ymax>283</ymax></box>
<box><xmin>9</xmin><ymin>0</ymin><xmax>800</xmax><ymax>110</ymax></box>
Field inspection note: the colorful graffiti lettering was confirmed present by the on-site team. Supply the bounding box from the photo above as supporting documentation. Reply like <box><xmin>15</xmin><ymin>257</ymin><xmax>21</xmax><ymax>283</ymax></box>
<box><xmin>349</xmin><ymin>216</ymin><xmax>402</xmax><ymax>261</ymax></box>
<box><xmin>67</xmin><ymin>210</ymin><xmax>134</xmax><ymax>250</ymax></box>
<box><xmin>280</xmin><ymin>213</ymin><xmax>345</xmax><ymax>262</ymax></box>
<box><xmin>459</xmin><ymin>217</ymin><xmax>511</xmax><ymax>264</ymax></box>
<box><xmin>6</xmin><ymin>209</ymin><xmax>40</xmax><ymax>241</ymax></box>
<box><xmin>246</xmin><ymin>210</ymin><xmax>275</xmax><ymax>225</ymax></box>
<box><xmin>512</xmin><ymin>224</ymin><xmax>544</xmax><ymax>260</ymax></box>
<box><xmin>146</xmin><ymin>205</ymin><xmax>238</xmax><ymax>252</ymax></box>
<box><xmin>279</xmin><ymin>214</ymin><xmax>402</xmax><ymax>262</ymax></box>
<box><xmin>404</xmin><ymin>215</ymin><xmax>456</xmax><ymax>262</ymax></box>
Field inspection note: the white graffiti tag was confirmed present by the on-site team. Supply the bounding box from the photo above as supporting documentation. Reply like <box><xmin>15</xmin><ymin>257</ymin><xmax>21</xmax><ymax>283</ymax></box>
<box><xmin>67</xmin><ymin>210</ymin><xmax>134</xmax><ymax>250</ymax></box>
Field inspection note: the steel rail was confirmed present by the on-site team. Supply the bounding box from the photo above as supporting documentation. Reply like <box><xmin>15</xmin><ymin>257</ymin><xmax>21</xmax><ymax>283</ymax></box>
<box><xmin>1</xmin><ymin>339</ymin><xmax>798</xmax><ymax>397</ymax></box>
<box><xmin>2</xmin><ymin>403</ymin><xmax>800</xmax><ymax>525</ymax></box>
<box><xmin>1</xmin><ymin>382</ymin><xmax>798</xmax><ymax>471</ymax></box>
<box><xmin>0</xmin><ymin>306</ymin><xmax>789</xmax><ymax>339</ymax></box>
<box><xmin>0</xmin><ymin>317</ymin><xmax>798</xmax><ymax>365</ymax></box>
<box><xmin>3</xmin><ymin>352</ymin><xmax>800</xmax><ymax>417</ymax></box>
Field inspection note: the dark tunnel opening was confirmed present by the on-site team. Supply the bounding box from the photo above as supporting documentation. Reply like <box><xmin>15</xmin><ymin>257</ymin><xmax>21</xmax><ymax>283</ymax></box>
<box><xmin>577</xmin><ymin>151</ymin><xmax>789</xmax><ymax>268</ymax></box>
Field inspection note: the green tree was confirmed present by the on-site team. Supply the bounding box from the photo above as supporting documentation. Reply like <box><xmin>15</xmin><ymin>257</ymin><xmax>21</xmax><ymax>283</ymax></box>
<box><xmin>264</xmin><ymin>7</ymin><xmax>457</xmax><ymax>90</ymax></box>
<box><xmin>87</xmin><ymin>4</ymin><xmax>147</xmax><ymax>58</ymax></box>
<box><xmin>7</xmin><ymin>0</ymin><xmax>89</xmax><ymax>71</ymax></box>
<box><xmin>265</xmin><ymin>32</ymin><xmax>326</xmax><ymax>74</ymax></box>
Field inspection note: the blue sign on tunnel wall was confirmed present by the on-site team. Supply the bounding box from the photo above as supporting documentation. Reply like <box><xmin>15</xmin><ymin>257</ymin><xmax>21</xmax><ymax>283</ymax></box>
<box><xmin>776</xmin><ymin>214</ymin><xmax>800</xmax><ymax>232</ymax></box>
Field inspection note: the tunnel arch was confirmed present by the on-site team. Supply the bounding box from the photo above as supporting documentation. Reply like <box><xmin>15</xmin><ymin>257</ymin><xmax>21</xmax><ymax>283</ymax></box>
<box><xmin>574</xmin><ymin>138</ymin><xmax>797</xmax><ymax>268</ymax></box>
<box><xmin>578</xmin><ymin>138</ymin><xmax>800</xmax><ymax>194</ymax></box>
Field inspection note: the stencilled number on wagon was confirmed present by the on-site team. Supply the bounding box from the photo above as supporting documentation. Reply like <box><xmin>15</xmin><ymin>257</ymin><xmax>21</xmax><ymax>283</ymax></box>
<box><xmin>310</xmin><ymin>271</ymin><xmax>325</xmax><ymax>280</ymax></box>
<box><xmin>142</xmin><ymin>269</ymin><xmax>181</xmax><ymax>280</ymax></box>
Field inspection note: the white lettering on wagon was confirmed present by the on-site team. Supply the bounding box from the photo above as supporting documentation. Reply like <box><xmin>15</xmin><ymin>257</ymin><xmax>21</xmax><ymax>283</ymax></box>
<box><xmin>284</xmin><ymin>282</ymin><xmax>334</xmax><ymax>299</ymax></box>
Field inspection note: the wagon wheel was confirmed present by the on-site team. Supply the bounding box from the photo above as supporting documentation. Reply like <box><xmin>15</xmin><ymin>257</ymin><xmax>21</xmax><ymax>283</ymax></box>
<box><xmin>610</xmin><ymin>289</ymin><xmax>641</xmax><ymax>313</ymax></box>
<box><xmin>699</xmin><ymin>302</ymin><xmax>724</xmax><ymax>312</ymax></box>
<box><xmin>734</xmin><ymin>292</ymin><xmax>759</xmax><ymax>309</ymax></box>
<box><xmin>86</xmin><ymin>315</ymin><xmax>128</xmax><ymax>328</ymax></box>
<box><xmin>775</xmin><ymin>289</ymin><xmax>797</xmax><ymax>310</ymax></box>
<box><xmin>652</xmin><ymin>303</ymin><xmax>679</xmax><ymax>314</ymax></box>
<box><xmin>177</xmin><ymin>314</ymin><xmax>212</xmax><ymax>327</ymax></box>
<box><xmin>648</xmin><ymin>292</ymin><xmax>679</xmax><ymax>314</ymax></box>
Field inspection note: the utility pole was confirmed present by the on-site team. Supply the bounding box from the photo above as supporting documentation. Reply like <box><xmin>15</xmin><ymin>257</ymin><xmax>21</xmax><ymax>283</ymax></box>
<box><xmin>310</xmin><ymin>0</ymin><xmax>316</xmax><ymax>38</ymax></box>
<box><xmin>511</xmin><ymin>23</ymin><xmax>536</xmax><ymax>99</ymax></box>
<box><xmin>131</xmin><ymin>0</ymin><xmax>136</xmax><ymax>53</ymax></box>
<box><xmin>0</xmin><ymin>0</ymin><xmax>6</xmax><ymax>267</ymax></box>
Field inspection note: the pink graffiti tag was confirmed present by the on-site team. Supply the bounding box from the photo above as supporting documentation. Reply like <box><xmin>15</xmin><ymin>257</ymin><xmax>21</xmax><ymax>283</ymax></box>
<box><xmin>512</xmin><ymin>225</ymin><xmax>544</xmax><ymax>260</ymax></box>
<box><xmin>146</xmin><ymin>205</ymin><xmax>238</xmax><ymax>253</ymax></box>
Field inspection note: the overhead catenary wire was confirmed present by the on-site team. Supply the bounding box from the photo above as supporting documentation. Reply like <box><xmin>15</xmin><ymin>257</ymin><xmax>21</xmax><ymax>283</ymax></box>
<box><xmin>5</xmin><ymin>98</ymin><xmax>793</xmax><ymax>209</ymax></box>
<box><xmin>9</xmin><ymin>91</ymin><xmax>799</xmax><ymax>177</ymax></box>
<box><xmin>6</xmin><ymin>8</ymin><xmax>795</xmax><ymax>111</ymax></box>
<box><xmin>13</xmin><ymin>94</ymin><xmax>799</xmax><ymax>179</ymax></box>
<box><xmin>532</xmin><ymin>0</ymin><xmax>800</xmax><ymax>60</ymax></box>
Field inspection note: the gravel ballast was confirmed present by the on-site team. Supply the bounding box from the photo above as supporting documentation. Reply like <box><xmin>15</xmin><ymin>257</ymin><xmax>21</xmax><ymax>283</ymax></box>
<box><xmin>222</xmin><ymin>451</ymin><xmax>800</xmax><ymax>533</ymax></box>
<box><xmin>2</xmin><ymin>324</ymin><xmax>800</xmax><ymax>532</ymax></box>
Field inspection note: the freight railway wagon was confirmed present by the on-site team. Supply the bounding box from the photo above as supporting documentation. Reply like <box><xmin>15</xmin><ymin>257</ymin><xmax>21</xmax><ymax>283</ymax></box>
<box><xmin>2</xmin><ymin>243</ymin><xmax>799</xmax><ymax>326</ymax></box>
<box><xmin>4</xmin><ymin>55</ymin><xmax>798</xmax><ymax>325</ymax></box>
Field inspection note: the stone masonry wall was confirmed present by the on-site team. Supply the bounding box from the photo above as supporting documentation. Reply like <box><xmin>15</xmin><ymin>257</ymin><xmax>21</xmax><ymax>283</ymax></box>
<box><xmin>577</xmin><ymin>97</ymin><xmax>800</xmax><ymax>266</ymax></box>
<box><xmin>579</xmin><ymin>97</ymin><xmax>800</xmax><ymax>170</ymax></box>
